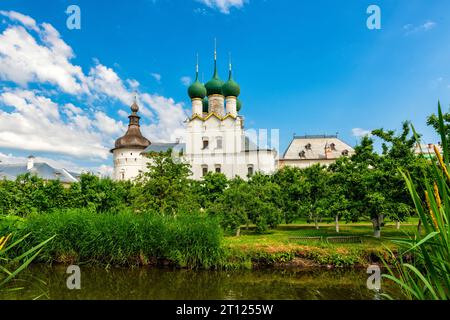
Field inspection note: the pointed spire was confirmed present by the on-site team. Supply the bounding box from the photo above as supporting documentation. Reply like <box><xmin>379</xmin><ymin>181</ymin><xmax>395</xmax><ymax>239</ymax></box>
<box><xmin>188</xmin><ymin>54</ymin><xmax>207</xmax><ymax>99</ymax></box>
<box><xmin>195</xmin><ymin>53</ymin><xmax>199</xmax><ymax>81</ymax></box>
<box><xmin>222</xmin><ymin>53</ymin><xmax>240</xmax><ymax>98</ymax></box>
<box><xmin>213</xmin><ymin>38</ymin><xmax>219</xmax><ymax>79</ymax></box>
<box><xmin>228</xmin><ymin>52</ymin><xmax>233</xmax><ymax>80</ymax></box>
<box><xmin>214</xmin><ymin>38</ymin><xmax>217</xmax><ymax>61</ymax></box>
<box><xmin>131</xmin><ymin>91</ymin><xmax>139</xmax><ymax>113</ymax></box>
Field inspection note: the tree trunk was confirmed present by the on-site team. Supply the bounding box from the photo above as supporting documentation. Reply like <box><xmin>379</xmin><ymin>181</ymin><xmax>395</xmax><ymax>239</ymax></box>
<box><xmin>372</xmin><ymin>215</ymin><xmax>381</xmax><ymax>238</ymax></box>
<box><xmin>236</xmin><ymin>227</ymin><xmax>241</xmax><ymax>237</ymax></box>
<box><xmin>373</xmin><ymin>229</ymin><xmax>381</xmax><ymax>238</ymax></box>
<box><xmin>335</xmin><ymin>215</ymin><xmax>340</xmax><ymax>233</ymax></box>
<box><xmin>395</xmin><ymin>221</ymin><xmax>400</xmax><ymax>230</ymax></box>
<box><xmin>314</xmin><ymin>216</ymin><xmax>319</xmax><ymax>230</ymax></box>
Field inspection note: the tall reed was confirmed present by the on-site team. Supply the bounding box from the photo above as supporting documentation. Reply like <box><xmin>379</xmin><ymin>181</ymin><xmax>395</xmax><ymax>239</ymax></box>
<box><xmin>0</xmin><ymin>233</ymin><xmax>55</xmax><ymax>292</ymax></box>
<box><xmin>1</xmin><ymin>209</ymin><xmax>223</xmax><ymax>269</ymax></box>
<box><xmin>383</xmin><ymin>103</ymin><xmax>450</xmax><ymax>300</ymax></box>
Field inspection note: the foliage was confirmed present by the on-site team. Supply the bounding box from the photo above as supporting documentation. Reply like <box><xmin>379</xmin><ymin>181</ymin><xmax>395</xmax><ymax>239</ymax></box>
<box><xmin>208</xmin><ymin>174</ymin><xmax>282</xmax><ymax>235</ymax></box>
<box><xmin>383</xmin><ymin>102</ymin><xmax>450</xmax><ymax>300</ymax></box>
<box><xmin>133</xmin><ymin>150</ymin><xmax>200</xmax><ymax>215</ymax></box>
<box><xmin>1</xmin><ymin>209</ymin><xmax>223</xmax><ymax>269</ymax></box>
<box><xmin>193</xmin><ymin>172</ymin><xmax>229</xmax><ymax>209</ymax></box>
<box><xmin>273</xmin><ymin>167</ymin><xmax>310</xmax><ymax>224</ymax></box>
<box><xmin>0</xmin><ymin>233</ymin><xmax>55</xmax><ymax>293</ymax></box>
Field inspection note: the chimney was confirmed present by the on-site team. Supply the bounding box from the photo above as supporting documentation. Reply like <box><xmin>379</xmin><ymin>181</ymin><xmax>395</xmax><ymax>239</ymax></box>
<box><xmin>27</xmin><ymin>155</ymin><xmax>35</xmax><ymax>170</ymax></box>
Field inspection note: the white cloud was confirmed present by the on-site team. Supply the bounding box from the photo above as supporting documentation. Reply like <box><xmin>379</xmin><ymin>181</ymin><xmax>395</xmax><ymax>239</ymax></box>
<box><xmin>181</xmin><ymin>76</ymin><xmax>192</xmax><ymax>86</ymax></box>
<box><xmin>0</xmin><ymin>89</ymin><xmax>121</xmax><ymax>159</ymax></box>
<box><xmin>140</xmin><ymin>93</ymin><xmax>188</xmax><ymax>143</ymax></box>
<box><xmin>196</xmin><ymin>0</ymin><xmax>246</xmax><ymax>14</ymax></box>
<box><xmin>0</xmin><ymin>12</ymin><xmax>137</xmax><ymax>104</ymax></box>
<box><xmin>95</xmin><ymin>164</ymin><xmax>114</xmax><ymax>177</ymax></box>
<box><xmin>93</xmin><ymin>111</ymin><xmax>126</xmax><ymax>136</ymax></box>
<box><xmin>0</xmin><ymin>10</ymin><xmax>38</xmax><ymax>31</ymax></box>
<box><xmin>403</xmin><ymin>21</ymin><xmax>437</xmax><ymax>35</ymax></box>
<box><xmin>126</xmin><ymin>79</ymin><xmax>140</xmax><ymax>89</ymax></box>
<box><xmin>0</xmin><ymin>23</ymin><xmax>89</xmax><ymax>94</ymax></box>
<box><xmin>87</xmin><ymin>64</ymin><xmax>133</xmax><ymax>104</ymax></box>
<box><xmin>151</xmin><ymin>73</ymin><xmax>162</xmax><ymax>83</ymax></box>
<box><xmin>352</xmin><ymin>128</ymin><xmax>372</xmax><ymax>138</ymax></box>
<box><xmin>63</xmin><ymin>103</ymin><xmax>83</xmax><ymax>117</ymax></box>
<box><xmin>0</xmin><ymin>11</ymin><xmax>190</xmax><ymax>169</ymax></box>
<box><xmin>118</xmin><ymin>109</ymin><xmax>129</xmax><ymax>118</ymax></box>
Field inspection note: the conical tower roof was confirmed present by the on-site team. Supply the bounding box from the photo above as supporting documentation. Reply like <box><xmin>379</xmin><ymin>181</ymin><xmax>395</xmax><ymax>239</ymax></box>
<box><xmin>111</xmin><ymin>99</ymin><xmax>151</xmax><ymax>152</ymax></box>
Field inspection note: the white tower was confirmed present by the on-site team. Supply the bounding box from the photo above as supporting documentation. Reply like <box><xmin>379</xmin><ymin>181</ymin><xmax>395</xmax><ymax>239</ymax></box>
<box><xmin>111</xmin><ymin>99</ymin><xmax>151</xmax><ymax>181</ymax></box>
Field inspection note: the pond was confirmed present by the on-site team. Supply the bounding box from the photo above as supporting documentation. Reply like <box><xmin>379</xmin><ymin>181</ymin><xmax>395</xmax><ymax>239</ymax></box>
<box><xmin>1</xmin><ymin>265</ymin><xmax>403</xmax><ymax>300</ymax></box>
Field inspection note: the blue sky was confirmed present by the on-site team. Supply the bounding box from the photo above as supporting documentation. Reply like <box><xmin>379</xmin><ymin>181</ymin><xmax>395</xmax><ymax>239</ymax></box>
<box><xmin>0</xmin><ymin>0</ymin><xmax>449</xmax><ymax>174</ymax></box>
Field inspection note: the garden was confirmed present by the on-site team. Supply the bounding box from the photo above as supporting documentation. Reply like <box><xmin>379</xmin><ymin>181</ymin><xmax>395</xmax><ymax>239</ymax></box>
<box><xmin>1</xmin><ymin>103</ymin><xmax>449</xmax><ymax>300</ymax></box>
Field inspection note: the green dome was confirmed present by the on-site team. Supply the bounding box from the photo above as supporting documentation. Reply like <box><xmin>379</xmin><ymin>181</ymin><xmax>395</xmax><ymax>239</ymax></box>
<box><xmin>205</xmin><ymin>78</ymin><xmax>224</xmax><ymax>96</ymax></box>
<box><xmin>202</xmin><ymin>97</ymin><xmax>209</xmax><ymax>113</ymax></box>
<box><xmin>205</xmin><ymin>59</ymin><xmax>224</xmax><ymax>96</ymax></box>
<box><xmin>222</xmin><ymin>69</ymin><xmax>240</xmax><ymax>97</ymax></box>
<box><xmin>237</xmin><ymin>99</ymin><xmax>242</xmax><ymax>112</ymax></box>
<box><xmin>188</xmin><ymin>72</ymin><xmax>207</xmax><ymax>99</ymax></box>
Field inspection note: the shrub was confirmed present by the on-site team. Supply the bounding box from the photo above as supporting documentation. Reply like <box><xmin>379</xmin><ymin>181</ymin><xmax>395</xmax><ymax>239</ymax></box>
<box><xmin>2</xmin><ymin>209</ymin><xmax>223</xmax><ymax>269</ymax></box>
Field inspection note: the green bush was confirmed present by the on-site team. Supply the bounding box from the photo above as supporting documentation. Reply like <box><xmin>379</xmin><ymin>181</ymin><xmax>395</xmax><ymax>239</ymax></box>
<box><xmin>1</xmin><ymin>209</ymin><xmax>223</xmax><ymax>269</ymax></box>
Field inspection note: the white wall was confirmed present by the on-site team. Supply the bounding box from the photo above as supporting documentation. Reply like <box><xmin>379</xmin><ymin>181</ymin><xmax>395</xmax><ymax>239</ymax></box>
<box><xmin>113</xmin><ymin>148</ymin><xmax>149</xmax><ymax>181</ymax></box>
<box><xmin>185</xmin><ymin>116</ymin><xmax>277</xmax><ymax>180</ymax></box>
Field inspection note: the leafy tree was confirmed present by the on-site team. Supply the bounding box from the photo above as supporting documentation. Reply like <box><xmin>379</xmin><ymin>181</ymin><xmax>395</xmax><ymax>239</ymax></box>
<box><xmin>301</xmin><ymin>164</ymin><xmax>328</xmax><ymax>229</ymax></box>
<box><xmin>273</xmin><ymin>167</ymin><xmax>310</xmax><ymax>224</ymax></box>
<box><xmin>247</xmin><ymin>173</ymin><xmax>283</xmax><ymax>233</ymax></box>
<box><xmin>427</xmin><ymin>101</ymin><xmax>450</xmax><ymax>147</ymax></box>
<box><xmin>134</xmin><ymin>150</ymin><xmax>199</xmax><ymax>215</ymax></box>
<box><xmin>209</xmin><ymin>175</ymin><xmax>282</xmax><ymax>235</ymax></box>
<box><xmin>208</xmin><ymin>177</ymin><xmax>249</xmax><ymax>236</ymax></box>
<box><xmin>372</xmin><ymin>122</ymin><xmax>423</xmax><ymax>228</ymax></box>
<box><xmin>349</xmin><ymin>136</ymin><xmax>386</xmax><ymax>237</ymax></box>
<box><xmin>194</xmin><ymin>172</ymin><xmax>229</xmax><ymax>208</ymax></box>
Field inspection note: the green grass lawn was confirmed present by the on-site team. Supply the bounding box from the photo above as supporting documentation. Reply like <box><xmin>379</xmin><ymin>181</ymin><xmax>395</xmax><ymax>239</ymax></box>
<box><xmin>222</xmin><ymin>221</ymin><xmax>418</xmax><ymax>267</ymax></box>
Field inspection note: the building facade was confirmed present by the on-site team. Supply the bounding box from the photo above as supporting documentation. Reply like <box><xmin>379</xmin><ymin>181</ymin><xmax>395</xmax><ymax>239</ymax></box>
<box><xmin>0</xmin><ymin>155</ymin><xmax>79</xmax><ymax>185</ymax></box>
<box><xmin>111</xmin><ymin>51</ymin><xmax>278</xmax><ymax>181</ymax></box>
<box><xmin>279</xmin><ymin>135</ymin><xmax>355</xmax><ymax>169</ymax></box>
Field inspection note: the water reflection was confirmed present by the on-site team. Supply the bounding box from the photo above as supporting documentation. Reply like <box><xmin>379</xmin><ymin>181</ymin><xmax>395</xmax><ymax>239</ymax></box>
<box><xmin>1</xmin><ymin>265</ymin><xmax>401</xmax><ymax>300</ymax></box>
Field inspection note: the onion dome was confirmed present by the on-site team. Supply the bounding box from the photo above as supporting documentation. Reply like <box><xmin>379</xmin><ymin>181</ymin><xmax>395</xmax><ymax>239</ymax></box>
<box><xmin>202</xmin><ymin>97</ymin><xmax>209</xmax><ymax>113</ymax></box>
<box><xmin>237</xmin><ymin>99</ymin><xmax>242</xmax><ymax>112</ymax></box>
<box><xmin>205</xmin><ymin>50</ymin><xmax>224</xmax><ymax>96</ymax></box>
<box><xmin>111</xmin><ymin>99</ymin><xmax>151</xmax><ymax>152</ymax></box>
<box><xmin>188</xmin><ymin>66</ymin><xmax>207</xmax><ymax>100</ymax></box>
<box><xmin>222</xmin><ymin>64</ymin><xmax>240</xmax><ymax>97</ymax></box>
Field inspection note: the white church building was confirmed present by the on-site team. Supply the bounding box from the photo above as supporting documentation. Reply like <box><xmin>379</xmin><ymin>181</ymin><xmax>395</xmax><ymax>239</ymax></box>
<box><xmin>111</xmin><ymin>50</ymin><xmax>278</xmax><ymax>181</ymax></box>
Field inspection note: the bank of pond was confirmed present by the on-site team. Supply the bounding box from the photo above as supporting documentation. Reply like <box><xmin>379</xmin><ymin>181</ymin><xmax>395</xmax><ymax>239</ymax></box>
<box><xmin>1</xmin><ymin>210</ymin><xmax>409</xmax><ymax>270</ymax></box>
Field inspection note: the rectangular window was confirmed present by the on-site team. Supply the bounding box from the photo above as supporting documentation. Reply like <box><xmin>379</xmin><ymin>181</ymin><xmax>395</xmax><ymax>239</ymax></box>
<box><xmin>248</xmin><ymin>166</ymin><xmax>254</xmax><ymax>177</ymax></box>
<box><xmin>216</xmin><ymin>137</ymin><xmax>223</xmax><ymax>149</ymax></box>
<box><xmin>215</xmin><ymin>166</ymin><xmax>221</xmax><ymax>173</ymax></box>
<box><xmin>202</xmin><ymin>166</ymin><xmax>208</xmax><ymax>177</ymax></box>
<box><xmin>202</xmin><ymin>140</ymin><xmax>209</xmax><ymax>150</ymax></box>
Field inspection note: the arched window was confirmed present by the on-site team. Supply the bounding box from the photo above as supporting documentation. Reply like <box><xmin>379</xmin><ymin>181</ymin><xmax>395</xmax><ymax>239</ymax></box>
<box><xmin>216</xmin><ymin>137</ymin><xmax>223</xmax><ymax>149</ymax></box>
<box><xmin>202</xmin><ymin>165</ymin><xmax>208</xmax><ymax>177</ymax></box>
<box><xmin>248</xmin><ymin>165</ymin><xmax>254</xmax><ymax>177</ymax></box>
<box><xmin>202</xmin><ymin>137</ymin><xmax>209</xmax><ymax>150</ymax></box>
